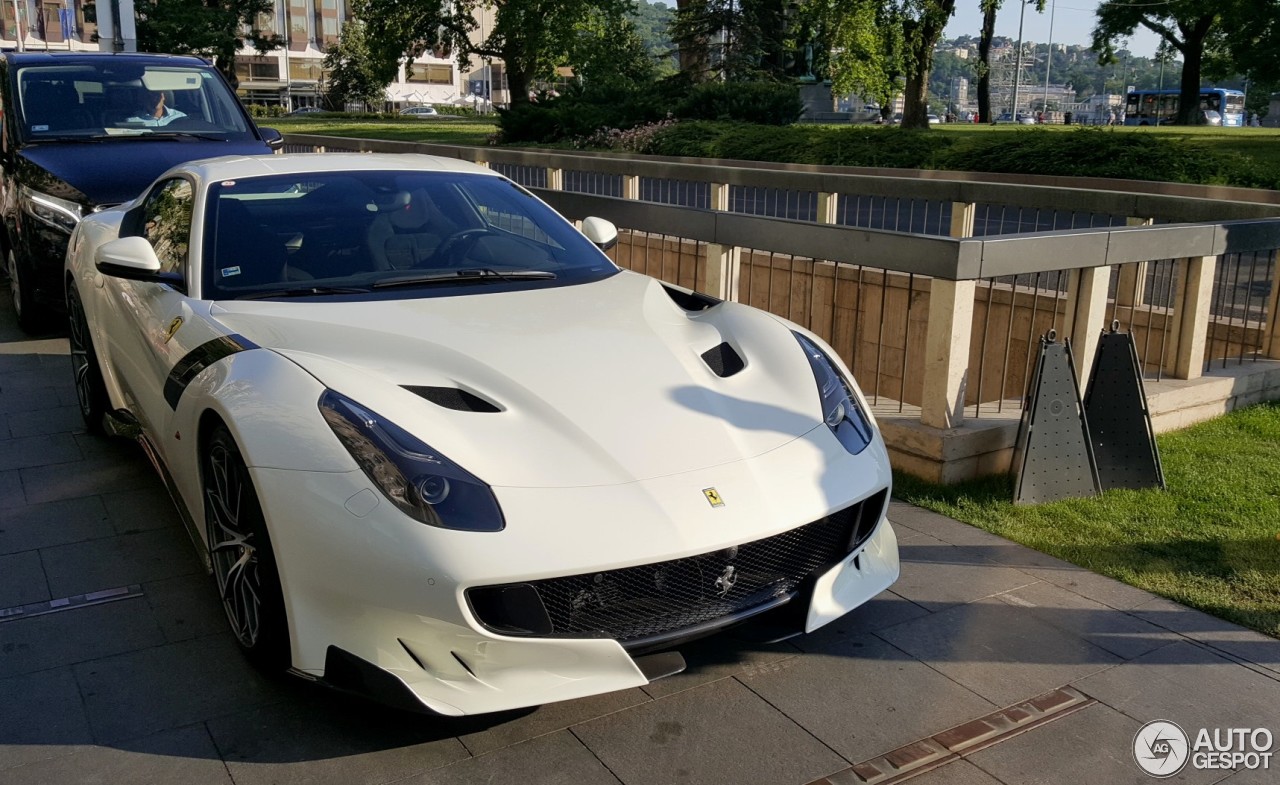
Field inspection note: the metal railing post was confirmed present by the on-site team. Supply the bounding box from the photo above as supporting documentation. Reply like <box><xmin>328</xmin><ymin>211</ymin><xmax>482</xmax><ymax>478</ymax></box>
<box><xmin>1265</xmin><ymin>262</ymin><xmax>1280</xmax><ymax>360</ymax></box>
<box><xmin>1166</xmin><ymin>255</ymin><xmax>1218</xmax><ymax>379</ymax></box>
<box><xmin>704</xmin><ymin>183</ymin><xmax>740</xmax><ymax>301</ymax></box>
<box><xmin>1063</xmin><ymin>266</ymin><xmax>1111</xmax><ymax>388</ymax></box>
<box><xmin>920</xmin><ymin>202</ymin><xmax>977</xmax><ymax>429</ymax></box>
<box><xmin>1114</xmin><ymin>217</ymin><xmax>1152</xmax><ymax>308</ymax></box>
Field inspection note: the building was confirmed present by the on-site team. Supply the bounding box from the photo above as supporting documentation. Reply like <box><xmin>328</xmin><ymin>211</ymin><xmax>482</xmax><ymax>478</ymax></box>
<box><xmin>235</xmin><ymin>1</ymin><xmax>506</xmax><ymax>110</ymax></box>
<box><xmin>0</xmin><ymin>0</ymin><xmax>505</xmax><ymax>110</ymax></box>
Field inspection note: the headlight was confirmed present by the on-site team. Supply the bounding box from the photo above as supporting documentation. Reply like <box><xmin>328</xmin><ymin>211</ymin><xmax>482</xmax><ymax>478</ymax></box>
<box><xmin>794</xmin><ymin>332</ymin><xmax>874</xmax><ymax>455</ymax></box>
<box><xmin>20</xmin><ymin>186</ymin><xmax>83</xmax><ymax>233</ymax></box>
<box><xmin>319</xmin><ymin>390</ymin><xmax>505</xmax><ymax>532</ymax></box>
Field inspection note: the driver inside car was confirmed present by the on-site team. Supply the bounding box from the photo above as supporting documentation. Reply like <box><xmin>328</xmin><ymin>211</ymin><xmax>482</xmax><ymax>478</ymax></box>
<box><xmin>123</xmin><ymin>88</ymin><xmax>186</xmax><ymax>126</ymax></box>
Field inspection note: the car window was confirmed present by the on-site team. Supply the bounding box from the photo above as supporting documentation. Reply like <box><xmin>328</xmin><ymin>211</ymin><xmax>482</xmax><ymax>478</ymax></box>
<box><xmin>16</xmin><ymin>63</ymin><xmax>250</xmax><ymax>140</ymax></box>
<box><xmin>202</xmin><ymin>171</ymin><xmax>618</xmax><ymax>300</ymax></box>
<box><xmin>141</xmin><ymin>178</ymin><xmax>195</xmax><ymax>275</ymax></box>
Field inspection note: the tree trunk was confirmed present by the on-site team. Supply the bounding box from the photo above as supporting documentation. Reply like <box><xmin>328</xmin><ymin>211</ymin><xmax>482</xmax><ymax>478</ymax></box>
<box><xmin>977</xmin><ymin>2</ymin><xmax>998</xmax><ymax>123</ymax></box>
<box><xmin>1175</xmin><ymin>18</ymin><xmax>1214</xmax><ymax>125</ymax></box>
<box><xmin>902</xmin><ymin>67</ymin><xmax>930</xmax><ymax>129</ymax></box>
<box><xmin>506</xmin><ymin>66</ymin><xmax>530</xmax><ymax>107</ymax></box>
<box><xmin>675</xmin><ymin>0</ymin><xmax>710</xmax><ymax>78</ymax></box>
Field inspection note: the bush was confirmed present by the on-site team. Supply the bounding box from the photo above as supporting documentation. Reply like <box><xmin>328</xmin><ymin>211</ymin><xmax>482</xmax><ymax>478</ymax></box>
<box><xmin>674</xmin><ymin>81</ymin><xmax>804</xmax><ymax>126</ymax></box>
<box><xmin>647</xmin><ymin>122</ymin><xmax>954</xmax><ymax>168</ymax></box>
<box><xmin>246</xmin><ymin>103</ymin><xmax>288</xmax><ymax>118</ymax></box>
<box><xmin>576</xmin><ymin>117</ymin><xmax>679</xmax><ymax>153</ymax></box>
<box><xmin>497</xmin><ymin>83</ymin><xmax>667</xmax><ymax>145</ymax></box>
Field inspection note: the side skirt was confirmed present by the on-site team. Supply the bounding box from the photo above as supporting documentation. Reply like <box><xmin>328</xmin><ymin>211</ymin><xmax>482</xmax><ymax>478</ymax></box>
<box><xmin>113</xmin><ymin>410</ymin><xmax>211</xmax><ymax>575</ymax></box>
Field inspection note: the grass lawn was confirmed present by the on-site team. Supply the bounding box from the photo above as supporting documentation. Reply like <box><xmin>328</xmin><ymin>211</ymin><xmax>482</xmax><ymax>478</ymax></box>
<box><xmin>267</xmin><ymin>115</ymin><xmax>498</xmax><ymax>147</ymax></box>
<box><xmin>893</xmin><ymin>401</ymin><xmax>1280</xmax><ymax>638</ymax></box>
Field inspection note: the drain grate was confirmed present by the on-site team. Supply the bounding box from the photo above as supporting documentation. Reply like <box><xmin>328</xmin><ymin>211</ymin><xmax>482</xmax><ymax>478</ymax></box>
<box><xmin>0</xmin><ymin>585</ymin><xmax>144</xmax><ymax>624</ymax></box>
<box><xmin>807</xmin><ymin>687</ymin><xmax>1096</xmax><ymax>784</ymax></box>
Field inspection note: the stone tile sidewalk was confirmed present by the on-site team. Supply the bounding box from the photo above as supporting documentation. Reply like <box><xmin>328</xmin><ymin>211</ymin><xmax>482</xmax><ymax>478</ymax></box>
<box><xmin>1</xmin><ymin>298</ymin><xmax>1278</xmax><ymax>785</ymax></box>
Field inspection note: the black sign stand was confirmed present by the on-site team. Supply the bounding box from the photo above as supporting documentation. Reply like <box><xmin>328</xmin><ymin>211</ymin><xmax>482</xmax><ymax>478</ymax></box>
<box><xmin>1083</xmin><ymin>323</ymin><xmax>1166</xmax><ymax>491</ymax></box>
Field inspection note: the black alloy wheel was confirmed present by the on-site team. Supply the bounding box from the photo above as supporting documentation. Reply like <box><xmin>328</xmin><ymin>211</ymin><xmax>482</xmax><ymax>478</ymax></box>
<box><xmin>66</xmin><ymin>283</ymin><xmax>108</xmax><ymax>433</ymax></box>
<box><xmin>203</xmin><ymin>424</ymin><xmax>291</xmax><ymax>671</ymax></box>
<box><xmin>7</xmin><ymin>248</ymin><xmax>43</xmax><ymax>334</ymax></box>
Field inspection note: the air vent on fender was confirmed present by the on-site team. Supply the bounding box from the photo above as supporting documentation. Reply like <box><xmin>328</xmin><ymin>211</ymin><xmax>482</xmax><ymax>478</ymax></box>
<box><xmin>663</xmin><ymin>284</ymin><xmax>721</xmax><ymax>312</ymax></box>
<box><xmin>701</xmin><ymin>343</ymin><xmax>745</xmax><ymax>378</ymax></box>
<box><xmin>403</xmin><ymin>386</ymin><xmax>502</xmax><ymax>413</ymax></box>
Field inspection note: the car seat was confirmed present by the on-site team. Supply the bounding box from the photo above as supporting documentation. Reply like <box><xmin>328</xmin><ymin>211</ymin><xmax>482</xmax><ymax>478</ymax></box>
<box><xmin>22</xmin><ymin>81</ymin><xmax>88</xmax><ymax>132</ymax></box>
<box><xmin>366</xmin><ymin>188</ymin><xmax>459</xmax><ymax>270</ymax></box>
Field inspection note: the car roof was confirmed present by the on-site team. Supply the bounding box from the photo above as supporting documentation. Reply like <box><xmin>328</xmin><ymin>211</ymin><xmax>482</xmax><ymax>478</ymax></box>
<box><xmin>179</xmin><ymin>153</ymin><xmax>501</xmax><ymax>182</ymax></box>
<box><xmin>2</xmin><ymin>51</ymin><xmax>210</xmax><ymax>68</ymax></box>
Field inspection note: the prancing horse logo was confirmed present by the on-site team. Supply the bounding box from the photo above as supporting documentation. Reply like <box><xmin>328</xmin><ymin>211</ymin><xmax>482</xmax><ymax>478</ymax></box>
<box><xmin>703</xmin><ymin>487</ymin><xmax>724</xmax><ymax>507</ymax></box>
<box><xmin>714</xmin><ymin>565</ymin><xmax>737</xmax><ymax>597</ymax></box>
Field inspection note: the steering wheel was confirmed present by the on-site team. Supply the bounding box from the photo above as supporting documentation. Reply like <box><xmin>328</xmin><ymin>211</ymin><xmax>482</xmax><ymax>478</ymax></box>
<box><xmin>431</xmin><ymin>228</ymin><xmax>495</xmax><ymax>267</ymax></box>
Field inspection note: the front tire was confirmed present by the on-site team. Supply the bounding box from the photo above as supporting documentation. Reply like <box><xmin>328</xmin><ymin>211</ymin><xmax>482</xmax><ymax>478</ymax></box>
<box><xmin>67</xmin><ymin>282</ymin><xmax>108</xmax><ymax>434</ymax></box>
<box><xmin>203</xmin><ymin>424</ymin><xmax>291</xmax><ymax>672</ymax></box>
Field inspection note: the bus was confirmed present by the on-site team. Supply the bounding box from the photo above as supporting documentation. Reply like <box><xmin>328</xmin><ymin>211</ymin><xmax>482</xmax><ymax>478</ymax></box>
<box><xmin>1124</xmin><ymin>87</ymin><xmax>1246</xmax><ymax>127</ymax></box>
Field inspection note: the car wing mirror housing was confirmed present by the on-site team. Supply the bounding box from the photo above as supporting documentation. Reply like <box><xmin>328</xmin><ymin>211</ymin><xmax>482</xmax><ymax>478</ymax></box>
<box><xmin>259</xmin><ymin>127</ymin><xmax>285</xmax><ymax>150</ymax></box>
<box><xmin>581</xmin><ymin>216</ymin><xmax>617</xmax><ymax>251</ymax></box>
<box><xmin>94</xmin><ymin>236</ymin><xmax>181</xmax><ymax>285</ymax></box>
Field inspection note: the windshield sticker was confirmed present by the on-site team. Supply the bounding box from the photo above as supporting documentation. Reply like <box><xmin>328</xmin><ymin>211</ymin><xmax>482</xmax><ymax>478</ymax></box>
<box><xmin>221</xmin><ymin>181</ymin><xmax>236</xmax><ymax>187</ymax></box>
<box><xmin>221</xmin><ymin>266</ymin><xmax>242</xmax><ymax>278</ymax></box>
<box><xmin>32</xmin><ymin>124</ymin><xmax>48</xmax><ymax>131</ymax></box>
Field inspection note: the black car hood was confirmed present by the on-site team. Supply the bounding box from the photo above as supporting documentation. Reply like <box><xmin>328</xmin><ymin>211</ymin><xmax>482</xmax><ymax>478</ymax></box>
<box><xmin>17</xmin><ymin>137</ymin><xmax>272</xmax><ymax>206</ymax></box>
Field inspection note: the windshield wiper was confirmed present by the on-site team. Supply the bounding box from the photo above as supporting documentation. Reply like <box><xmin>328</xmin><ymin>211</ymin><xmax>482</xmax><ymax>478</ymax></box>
<box><xmin>237</xmin><ymin>285</ymin><xmax>371</xmax><ymax>300</ymax></box>
<box><xmin>373</xmin><ymin>269</ymin><xmax>557</xmax><ymax>289</ymax></box>
<box><xmin>89</xmin><ymin>131</ymin><xmax>230</xmax><ymax>142</ymax></box>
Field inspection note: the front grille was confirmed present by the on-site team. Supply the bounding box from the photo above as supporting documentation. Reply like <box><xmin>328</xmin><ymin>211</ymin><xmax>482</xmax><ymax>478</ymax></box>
<box><xmin>468</xmin><ymin>489</ymin><xmax>887</xmax><ymax>646</ymax></box>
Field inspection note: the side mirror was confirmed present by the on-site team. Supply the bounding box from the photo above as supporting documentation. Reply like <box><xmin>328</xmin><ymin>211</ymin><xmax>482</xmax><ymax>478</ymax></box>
<box><xmin>259</xmin><ymin>126</ymin><xmax>285</xmax><ymax>151</ymax></box>
<box><xmin>95</xmin><ymin>236</ymin><xmax>180</xmax><ymax>285</ymax></box>
<box><xmin>581</xmin><ymin>216</ymin><xmax>617</xmax><ymax>251</ymax></box>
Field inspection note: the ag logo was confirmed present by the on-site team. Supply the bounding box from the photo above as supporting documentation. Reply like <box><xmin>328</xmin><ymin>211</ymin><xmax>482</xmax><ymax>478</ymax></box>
<box><xmin>702</xmin><ymin>487</ymin><xmax>724</xmax><ymax>508</ymax></box>
<box><xmin>1134</xmin><ymin>720</ymin><xmax>1189</xmax><ymax>778</ymax></box>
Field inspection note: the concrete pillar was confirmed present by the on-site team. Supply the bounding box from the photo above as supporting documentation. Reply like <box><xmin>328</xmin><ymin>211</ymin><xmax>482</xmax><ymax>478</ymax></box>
<box><xmin>919</xmin><ymin>202</ymin><xmax>977</xmax><ymax>430</ymax></box>
<box><xmin>711</xmin><ymin>182</ymin><xmax>729</xmax><ymax>212</ymax></box>
<box><xmin>702</xmin><ymin>183</ymin><xmax>739</xmax><ymax>300</ymax></box>
<box><xmin>1063</xmin><ymin>266</ymin><xmax>1111</xmax><ymax>386</ymax></box>
<box><xmin>1114</xmin><ymin>218</ymin><xmax>1152</xmax><ymax>308</ymax></box>
<box><xmin>1166</xmin><ymin>256</ymin><xmax>1217</xmax><ymax>379</ymax></box>
<box><xmin>546</xmin><ymin>167</ymin><xmax>563</xmax><ymax>190</ymax></box>
<box><xmin>622</xmin><ymin>174</ymin><xmax>640</xmax><ymax>201</ymax></box>
<box><xmin>817</xmin><ymin>192</ymin><xmax>839</xmax><ymax>225</ymax></box>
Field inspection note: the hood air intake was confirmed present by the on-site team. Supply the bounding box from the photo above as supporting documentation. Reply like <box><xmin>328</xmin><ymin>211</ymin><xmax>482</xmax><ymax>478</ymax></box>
<box><xmin>404</xmin><ymin>386</ymin><xmax>501</xmax><ymax>413</ymax></box>
<box><xmin>701</xmin><ymin>343</ymin><xmax>745</xmax><ymax>378</ymax></box>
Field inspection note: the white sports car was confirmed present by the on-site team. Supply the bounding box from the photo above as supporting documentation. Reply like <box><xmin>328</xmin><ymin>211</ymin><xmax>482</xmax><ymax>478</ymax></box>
<box><xmin>66</xmin><ymin>153</ymin><xmax>899</xmax><ymax>716</ymax></box>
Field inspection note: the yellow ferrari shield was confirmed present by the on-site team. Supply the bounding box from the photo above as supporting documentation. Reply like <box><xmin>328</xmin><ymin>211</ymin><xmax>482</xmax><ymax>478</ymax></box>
<box><xmin>703</xmin><ymin>487</ymin><xmax>724</xmax><ymax>508</ymax></box>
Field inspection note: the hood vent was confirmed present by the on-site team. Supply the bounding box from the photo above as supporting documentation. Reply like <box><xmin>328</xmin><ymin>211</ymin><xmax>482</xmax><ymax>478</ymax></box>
<box><xmin>664</xmin><ymin>284</ymin><xmax>721</xmax><ymax>312</ymax></box>
<box><xmin>701</xmin><ymin>343</ymin><xmax>745</xmax><ymax>378</ymax></box>
<box><xmin>404</xmin><ymin>386</ymin><xmax>501</xmax><ymax>413</ymax></box>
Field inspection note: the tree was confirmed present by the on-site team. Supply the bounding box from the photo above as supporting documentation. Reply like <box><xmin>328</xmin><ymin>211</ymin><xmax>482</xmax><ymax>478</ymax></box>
<box><xmin>323</xmin><ymin>20</ymin><xmax>390</xmax><ymax>110</ymax></box>
<box><xmin>134</xmin><ymin>0</ymin><xmax>279</xmax><ymax>89</ymax></box>
<box><xmin>360</xmin><ymin>0</ymin><xmax>631</xmax><ymax>107</ymax></box>
<box><xmin>976</xmin><ymin>0</ymin><xmax>1000</xmax><ymax>123</ymax></box>
<box><xmin>572</xmin><ymin>14</ymin><xmax>657</xmax><ymax>88</ymax></box>
<box><xmin>1092</xmin><ymin>0</ymin><xmax>1234</xmax><ymax>124</ymax></box>
<box><xmin>894</xmin><ymin>0</ymin><xmax>960</xmax><ymax>129</ymax></box>
<box><xmin>809</xmin><ymin>0</ymin><xmax>903</xmax><ymax>112</ymax></box>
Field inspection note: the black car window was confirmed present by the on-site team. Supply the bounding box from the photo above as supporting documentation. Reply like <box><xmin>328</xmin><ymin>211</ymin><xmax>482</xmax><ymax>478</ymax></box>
<box><xmin>141</xmin><ymin>178</ymin><xmax>195</xmax><ymax>275</ymax></box>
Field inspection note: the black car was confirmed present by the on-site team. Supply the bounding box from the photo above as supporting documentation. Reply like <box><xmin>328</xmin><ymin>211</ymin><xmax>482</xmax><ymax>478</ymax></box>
<box><xmin>0</xmin><ymin>52</ymin><xmax>283</xmax><ymax>332</ymax></box>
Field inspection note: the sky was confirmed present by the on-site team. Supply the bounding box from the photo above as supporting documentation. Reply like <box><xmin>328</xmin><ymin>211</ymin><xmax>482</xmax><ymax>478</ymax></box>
<box><xmin>944</xmin><ymin>1</ymin><xmax>1164</xmax><ymax>59</ymax></box>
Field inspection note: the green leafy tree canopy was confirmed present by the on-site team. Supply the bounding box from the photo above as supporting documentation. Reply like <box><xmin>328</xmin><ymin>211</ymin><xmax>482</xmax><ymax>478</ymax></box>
<box><xmin>135</xmin><ymin>0</ymin><xmax>279</xmax><ymax>88</ymax></box>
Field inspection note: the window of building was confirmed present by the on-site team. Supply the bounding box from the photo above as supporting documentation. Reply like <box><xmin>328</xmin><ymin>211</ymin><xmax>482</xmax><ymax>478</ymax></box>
<box><xmin>406</xmin><ymin>65</ymin><xmax>453</xmax><ymax>85</ymax></box>
<box><xmin>289</xmin><ymin>59</ymin><xmax>326</xmax><ymax>82</ymax></box>
<box><xmin>235</xmin><ymin>57</ymin><xmax>281</xmax><ymax>82</ymax></box>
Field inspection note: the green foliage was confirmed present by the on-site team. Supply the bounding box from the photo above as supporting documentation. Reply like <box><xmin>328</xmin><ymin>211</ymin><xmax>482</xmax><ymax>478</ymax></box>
<box><xmin>246</xmin><ymin>104</ymin><xmax>289</xmax><ymax>118</ymax></box>
<box><xmin>940</xmin><ymin>128</ymin><xmax>1280</xmax><ymax>188</ymax></box>
<box><xmin>135</xmin><ymin>0</ymin><xmax>279</xmax><ymax>88</ymax></box>
<box><xmin>323</xmin><ymin>20</ymin><xmax>391</xmax><ymax>111</ymax></box>
<box><xmin>648</xmin><ymin>122</ymin><xmax>956</xmax><ymax>166</ymax></box>
<box><xmin>629</xmin><ymin>0</ymin><xmax>678</xmax><ymax>75</ymax></box>
<box><xmin>641</xmin><ymin>123</ymin><xmax>1280</xmax><ymax>189</ymax></box>
<box><xmin>497</xmin><ymin>82</ymin><xmax>668</xmax><ymax>144</ymax></box>
<box><xmin>674</xmin><ymin>81</ymin><xmax>804</xmax><ymax>125</ymax></box>
<box><xmin>572</xmin><ymin>16</ymin><xmax>658</xmax><ymax>89</ymax></box>
<box><xmin>895</xmin><ymin>401</ymin><xmax>1280</xmax><ymax>638</ymax></box>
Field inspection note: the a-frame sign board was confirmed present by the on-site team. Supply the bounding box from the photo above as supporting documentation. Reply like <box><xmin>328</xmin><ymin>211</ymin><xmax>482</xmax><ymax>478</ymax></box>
<box><xmin>1083</xmin><ymin>325</ymin><xmax>1166</xmax><ymax>491</ymax></box>
<box><xmin>1013</xmin><ymin>331</ymin><xmax>1101</xmax><ymax>505</ymax></box>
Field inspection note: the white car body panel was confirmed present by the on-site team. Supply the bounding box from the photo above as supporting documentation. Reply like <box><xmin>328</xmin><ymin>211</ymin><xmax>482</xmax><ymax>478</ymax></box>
<box><xmin>65</xmin><ymin>153</ymin><xmax>900</xmax><ymax>716</ymax></box>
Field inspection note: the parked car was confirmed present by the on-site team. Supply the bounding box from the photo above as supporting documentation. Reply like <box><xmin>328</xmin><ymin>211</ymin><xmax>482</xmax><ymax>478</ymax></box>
<box><xmin>400</xmin><ymin>106</ymin><xmax>439</xmax><ymax>118</ymax></box>
<box><xmin>286</xmin><ymin>106</ymin><xmax>326</xmax><ymax>116</ymax></box>
<box><xmin>927</xmin><ymin>114</ymin><xmax>941</xmax><ymax>124</ymax></box>
<box><xmin>1</xmin><ymin>51</ymin><xmax>282</xmax><ymax>332</ymax></box>
<box><xmin>995</xmin><ymin>112</ymin><xmax>1036</xmax><ymax>125</ymax></box>
<box><xmin>66</xmin><ymin>152</ymin><xmax>900</xmax><ymax>715</ymax></box>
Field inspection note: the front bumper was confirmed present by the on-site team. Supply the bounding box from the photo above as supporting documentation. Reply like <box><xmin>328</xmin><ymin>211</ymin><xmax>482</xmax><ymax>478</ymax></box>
<box><xmin>252</xmin><ymin>429</ymin><xmax>899</xmax><ymax>716</ymax></box>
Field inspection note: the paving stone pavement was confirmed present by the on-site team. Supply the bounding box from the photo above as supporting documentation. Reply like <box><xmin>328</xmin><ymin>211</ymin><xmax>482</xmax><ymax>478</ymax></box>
<box><xmin>1</xmin><ymin>295</ymin><xmax>1278</xmax><ymax>785</ymax></box>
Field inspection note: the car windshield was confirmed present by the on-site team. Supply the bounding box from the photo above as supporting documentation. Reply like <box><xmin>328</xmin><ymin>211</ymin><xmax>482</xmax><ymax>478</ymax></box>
<box><xmin>202</xmin><ymin>171</ymin><xmax>619</xmax><ymax>300</ymax></box>
<box><xmin>16</xmin><ymin>63</ymin><xmax>252</xmax><ymax>141</ymax></box>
